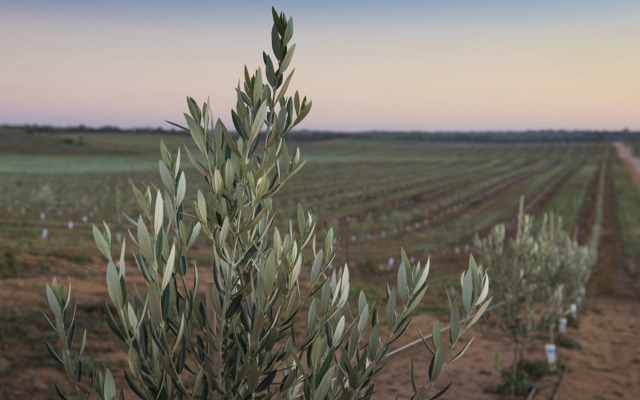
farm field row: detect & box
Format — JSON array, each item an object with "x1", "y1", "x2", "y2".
[
  {"x1": 282, "y1": 140, "x2": 604, "y2": 268},
  {"x1": 0, "y1": 132, "x2": 607, "y2": 279},
  {"x1": 612, "y1": 146, "x2": 640, "y2": 273}
]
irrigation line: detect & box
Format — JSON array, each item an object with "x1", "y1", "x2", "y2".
[
  {"x1": 551, "y1": 361, "x2": 571, "y2": 400},
  {"x1": 386, "y1": 301, "x2": 505, "y2": 358},
  {"x1": 526, "y1": 384, "x2": 538, "y2": 400},
  {"x1": 549, "y1": 303, "x2": 584, "y2": 400}
]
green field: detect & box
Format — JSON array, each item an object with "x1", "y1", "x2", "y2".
[
  {"x1": 0, "y1": 127, "x2": 625, "y2": 277},
  {"x1": 612, "y1": 155, "x2": 640, "y2": 272}
]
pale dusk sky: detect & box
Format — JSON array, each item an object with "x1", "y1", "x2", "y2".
[{"x1": 1, "y1": 1, "x2": 639, "y2": 131}]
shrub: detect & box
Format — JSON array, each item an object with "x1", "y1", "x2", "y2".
[
  {"x1": 534, "y1": 212, "x2": 592, "y2": 342},
  {"x1": 43, "y1": 8, "x2": 491, "y2": 400},
  {"x1": 475, "y1": 199, "x2": 595, "y2": 395},
  {"x1": 474, "y1": 213, "x2": 538, "y2": 391},
  {"x1": 0, "y1": 245, "x2": 19, "y2": 278}
]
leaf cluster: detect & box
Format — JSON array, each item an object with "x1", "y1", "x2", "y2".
[
  {"x1": 43, "y1": 8, "x2": 491, "y2": 400},
  {"x1": 474, "y1": 207, "x2": 596, "y2": 349}
]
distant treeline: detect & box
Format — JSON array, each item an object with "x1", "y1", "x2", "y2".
[
  {"x1": 2, "y1": 124, "x2": 181, "y2": 135},
  {"x1": 340, "y1": 130, "x2": 640, "y2": 143},
  {"x1": 280, "y1": 130, "x2": 640, "y2": 144},
  {"x1": 2, "y1": 124, "x2": 638, "y2": 144}
]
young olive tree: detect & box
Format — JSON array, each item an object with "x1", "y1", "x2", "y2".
[
  {"x1": 474, "y1": 215, "x2": 539, "y2": 391},
  {"x1": 534, "y1": 212, "x2": 592, "y2": 342},
  {"x1": 43, "y1": 8, "x2": 491, "y2": 400},
  {"x1": 475, "y1": 202, "x2": 597, "y2": 394}
]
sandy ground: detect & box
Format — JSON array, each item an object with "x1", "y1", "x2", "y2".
[{"x1": 559, "y1": 297, "x2": 640, "y2": 399}]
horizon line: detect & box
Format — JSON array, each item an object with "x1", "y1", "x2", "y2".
[{"x1": 2, "y1": 123, "x2": 639, "y2": 135}]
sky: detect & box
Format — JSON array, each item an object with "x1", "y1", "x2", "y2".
[{"x1": 1, "y1": 1, "x2": 639, "y2": 131}]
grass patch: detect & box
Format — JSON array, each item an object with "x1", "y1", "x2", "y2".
[
  {"x1": 46, "y1": 247, "x2": 93, "y2": 265},
  {"x1": 487, "y1": 359, "x2": 558, "y2": 396},
  {"x1": 0, "y1": 155, "x2": 159, "y2": 174},
  {"x1": 0, "y1": 247, "x2": 20, "y2": 278},
  {"x1": 568, "y1": 316, "x2": 580, "y2": 329},
  {"x1": 555, "y1": 334, "x2": 582, "y2": 349},
  {"x1": 612, "y1": 156, "x2": 640, "y2": 272}
]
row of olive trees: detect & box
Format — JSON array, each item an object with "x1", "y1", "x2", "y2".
[
  {"x1": 43, "y1": 8, "x2": 492, "y2": 400},
  {"x1": 474, "y1": 197, "x2": 598, "y2": 394},
  {"x1": 533, "y1": 212, "x2": 593, "y2": 341}
]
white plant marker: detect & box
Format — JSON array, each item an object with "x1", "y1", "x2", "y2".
[
  {"x1": 350, "y1": 235, "x2": 356, "y2": 242},
  {"x1": 40, "y1": 212, "x2": 46, "y2": 221},
  {"x1": 545, "y1": 344, "x2": 557, "y2": 370},
  {"x1": 388, "y1": 257, "x2": 395, "y2": 268},
  {"x1": 115, "y1": 232, "x2": 122, "y2": 242},
  {"x1": 82, "y1": 215, "x2": 88, "y2": 223},
  {"x1": 558, "y1": 317, "x2": 568, "y2": 335},
  {"x1": 576, "y1": 296, "x2": 583, "y2": 306},
  {"x1": 67, "y1": 221, "x2": 74, "y2": 230},
  {"x1": 578, "y1": 287, "x2": 586, "y2": 305},
  {"x1": 41, "y1": 228, "x2": 48, "y2": 240},
  {"x1": 570, "y1": 303, "x2": 578, "y2": 318}
]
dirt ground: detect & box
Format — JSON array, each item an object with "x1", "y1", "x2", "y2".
[
  {"x1": 555, "y1": 143, "x2": 640, "y2": 399},
  {"x1": 373, "y1": 143, "x2": 640, "y2": 399},
  {"x1": 1, "y1": 143, "x2": 639, "y2": 399}
]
